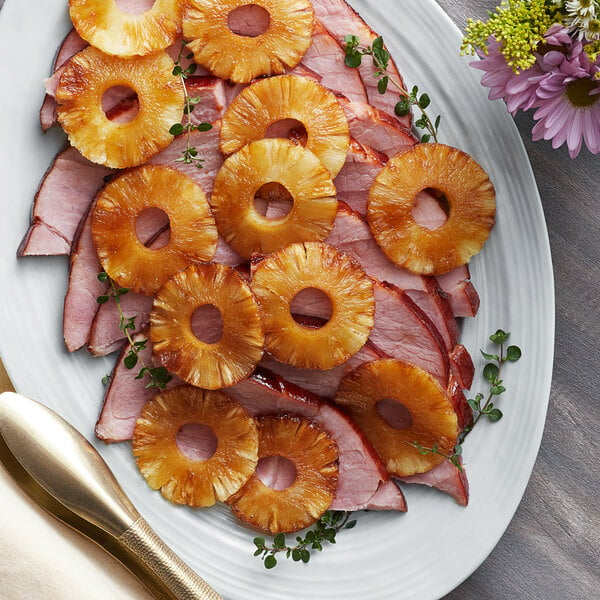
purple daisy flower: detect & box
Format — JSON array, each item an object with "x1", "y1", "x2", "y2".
[
  {"x1": 471, "y1": 37, "x2": 542, "y2": 115},
  {"x1": 531, "y1": 34, "x2": 600, "y2": 158}
]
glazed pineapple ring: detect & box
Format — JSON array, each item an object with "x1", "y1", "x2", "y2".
[
  {"x1": 334, "y1": 359, "x2": 459, "y2": 477},
  {"x1": 56, "y1": 46, "x2": 185, "y2": 168},
  {"x1": 251, "y1": 242, "x2": 375, "y2": 370},
  {"x1": 220, "y1": 75, "x2": 350, "y2": 177},
  {"x1": 367, "y1": 143, "x2": 496, "y2": 275},
  {"x1": 69, "y1": 0, "x2": 183, "y2": 57},
  {"x1": 227, "y1": 416, "x2": 339, "y2": 534},
  {"x1": 91, "y1": 165, "x2": 218, "y2": 295},
  {"x1": 150, "y1": 263, "x2": 265, "y2": 390},
  {"x1": 183, "y1": 0, "x2": 314, "y2": 83},
  {"x1": 133, "y1": 386, "x2": 259, "y2": 507},
  {"x1": 211, "y1": 138, "x2": 338, "y2": 259}
]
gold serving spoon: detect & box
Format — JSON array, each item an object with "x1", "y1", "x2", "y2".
[{"x1": 0, "y1": 390, "x2": 223, "y2": 600}]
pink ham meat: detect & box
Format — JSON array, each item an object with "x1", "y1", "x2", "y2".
[
  {"x1": 18, "y1": 146, "x2": 115, "y2": 256},
  {"x1": 340, "y1": 99, "x2": 416, "y2": 160},
  {"x1": 227, "y1": 368, "x2": 406, "y2": 512},
  {"x1": 449, "y1": 343, "x2": 475, "y2": 390},
  {"x1": 258, "y1": 340, "x2": 383, "y2": 400},
  {"x1": 369, "y1": 281, "x2": 450, "y2": 386},
  {"x1": 95, "y1": 332, "x2": 182, "y2": 442},
  {"x1": 300, "y1": 21, "x2": 366, "y2": 103},
  {"x1": 40, "y1": 29, "x2": 87, "y2": 131},
  {"x1": 398, "y1": 457, "x2": 469, "y2": 506},
  {"x1": 436, "y1": 266, "x2": 480, "y2": 318},
  {"x1": 311, "y1": 0, "x2": 411, "y2": 129}
]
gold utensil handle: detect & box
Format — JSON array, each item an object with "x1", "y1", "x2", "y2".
[{"x1": 117, "y1": 517, "x2": 223, "y2": 600}]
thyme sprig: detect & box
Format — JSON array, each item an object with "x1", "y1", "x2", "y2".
[
  {"x1": 407, "y1": 441, "x2": 464, "y2": 470},
  {"x1": 169, "y1": 42, "x2": 213, "y2": 168},
  {"x1": 96, "y1": 272, "x2": 172, "y2": 390},
  {"x1": 343, "y1": 35, "x2": 441, "y2": 142},
  {"x1": 408, "y1": 329, "x2": 522, "y2": 468},
  {"x1": 253, "y1": 511, "x2": 356, "y2": 569},
  {"x1": 460, "y1": 329, "x2": 522, "y2": 443}
]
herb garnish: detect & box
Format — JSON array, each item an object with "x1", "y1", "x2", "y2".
[
  {"x1": 253, "y1": 511, "x2": 356, "y2": 569},
  {"x1": 343, "y1": 35, "x2": 441, "y2": 143},
  {"x1": 408, "y1": 329, "x2": 522, "y2": 468},
  {"x1": 169, "y1": 42, "x2": 213, "y2": 169},
  {"x1": 96, "y1": 272, "x2": 172, "y2": 390}
]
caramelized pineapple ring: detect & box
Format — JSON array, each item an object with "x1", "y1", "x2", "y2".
[
  {"x1": 251, "y1": 242, "x2": 375, "y2": 370},
  {"x1": 133, "y1": 386, "x2": 259, "y2": 507},
  {"x1": 367, "y1": 143, "x2": 496, "y2": 275},
  {"x1": 183, "y1": 0, "x2": 314, "y2": 83},
  {"x1": 227, "y1": 416, "x2": 339, "y2": 534},
  {"x1": 334, "y1": 359, "x2": 459, "y2": 477},
  {"x1": 69, "y1": 0, "x2": 183, "y2": 57},
  {"x1": 211, "y1": 138, "x2": 337, "y2": 259},
  {"x1": 220, "y1": 75, "x2": 350, "y2": 177},
  {"x1": 56, "y1": 47, "x2": 184, "y2": 168},
  {"x1": 151, "y1": 263, "x2": 264, "y2": 389},
  {"x1": 91, "y1": 165, "x2": 217, "y2": 295}
]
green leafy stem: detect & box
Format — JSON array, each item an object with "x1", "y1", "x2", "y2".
[
  {"x1": 96, "y1": 272, "x2": 172, "y2": 390},
  {"x1": 343, "y1": 35, "x2": 441, "y2": 142},
  {"x1": 253, "y1": 511, "x2": 356, "y2": 569},
  {"x1": 169, "y1": 42, "x2": 213, "y2": 169},
  {"x1": 410, "y1": 329, "x2": 522, "y2": 469}
]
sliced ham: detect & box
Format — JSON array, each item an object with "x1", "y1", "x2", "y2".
[
  {"x1": 40, "y1": 29, "x2": 87, "y2": 131},
  {"x1": 18, "y1": 146, "x2": 115, "y2": 256},
  {"x1": 95, "y1": 332, "x2": 182, "y2": 442},
  {"x1": 300, "y1": 21, "x2": 367, "y2": 103},
  {"x1": 63, "y1": 210, "x2": 108, "y2": 352},
  {"x1": 311, "y1": 0, "x2": 411, "y2": 129},
  {"x1": 369, "y1": 280, "x2": 450, "y2": 386},
  {"x1": 397, "y1": 457, "x2": 469, "y2": 506},
  {"x1": 227, "y1": 368, "x2": 406, "y2": 512},
  {"x1": 258, "y1": 340, "x2": 383, "y2": 400},
  {"x1": 340, "y1": 98, "x2": 416, "y2": 160},
  {"x1": 435, "y1": 266, "x2": 480, "y2": 317},
  {"x1": 447, "y1": 375, "x2": 474, "y2": 431},
  {"x1": 326, "y1": 203, "x2": 428, "y2": 291},
  {"x1": 449, "y1": 343, "x2": 475, "y2": 391},
  {"x1": 405, "y1": 278, "x2": 460, "y2": 352}
]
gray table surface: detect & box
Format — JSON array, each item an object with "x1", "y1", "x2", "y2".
[{"x1": 1, "y1": 0, "x2": 598, "y2": 598}]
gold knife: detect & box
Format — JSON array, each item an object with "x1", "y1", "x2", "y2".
[{"x1": 0, "y1": 390, "x2": 223, "y2": 600}]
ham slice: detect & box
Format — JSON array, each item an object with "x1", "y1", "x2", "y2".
[
  {"x1": 340, "y1": 98, "x2": 416, "y2": 160},
  {"x1": 311, "y1": 0, "x2": 411, "y2": 129},
  {"x1": 301, "y1": 21, "x2": 367, "y2": 103},
  {"x1": 398, "y1": 457, "x2": 469, "y2": 506},
  {"x1": 227, "y1": 368, "x2": 406, "y2": 512},
  {"x1": 18, "y1": 146, "x2": 115, "y2": 256},
  {"x1": 369, "y1": 281, "x2": 450, "y2": 386}
]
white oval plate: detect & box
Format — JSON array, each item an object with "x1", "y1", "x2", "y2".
[{"x1": 0, "y1": 1, "x2": 554, "y2": 598}]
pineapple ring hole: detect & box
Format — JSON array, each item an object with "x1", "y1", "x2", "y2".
[
  {"x1": 191, "y1": 304, "x2": 224, "y2": 344},
  {"x1": 102, "y1": 85, "x2": 140, "y2": 123},
  {"x1": 376, "y1": 398, "x2": 414, "y2": 430},
  {"x1": 135, "y1": 207, "x2": 171, "y2": 248},
  {"x1": 265, "y1": 119, "x2": 308, "y2": 146},
  {"x1": 227, "y1": 4, "x2": 271, "y2": 37},
  {"x1": 256, "y1": 455, "x2": 297, "y2": 491},
  {"x1": 114, "y1": 0, "x2": 156, "y2": 15},
  {"x1": 253, "y1": 182, "x2": 293, "y2": 219},
  {"x1": 290, "y1": 288, "x2": 333, "y2": 326},
  {"x1": 175, "y1": 423, "x2": 218, "y2": 461},
  {"x1": 411, "y1": 188, "x2": 450, "y2": 231}
]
